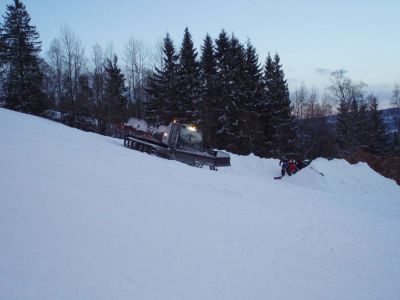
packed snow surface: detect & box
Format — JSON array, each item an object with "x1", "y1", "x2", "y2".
[{"x1": 0, "y1": 108, "x2": 399, "y2": 300}]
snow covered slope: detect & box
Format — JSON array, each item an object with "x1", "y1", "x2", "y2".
[{"x1": 0, "y1": 108, "x2": 399, "y2": 300}]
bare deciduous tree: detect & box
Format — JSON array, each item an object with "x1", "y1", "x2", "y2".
[
  {"x1": 46, "y1": 38, "x2": 64, "y2": 108},
  {"x1": 91, "y1": 43, "x2": 106, "y2": 132},
  {"x1": 293, "y1": 84, "x2": 335, "y2": 158},
  {"x1": 329, "y1": 70, "x2": 366, "y2": 107},
  {"x1": 60, "y1": 25, "x2": 85, "y2": 104},
  {"x1": 292, "y1": 83, "x2": 307, "y2": 119},
  {"x1": 59, "y1": 25, "x2": 87, "y2": 125},
  {"x1": 123, "y1": 36, "x2": 150, "y2": 118}
]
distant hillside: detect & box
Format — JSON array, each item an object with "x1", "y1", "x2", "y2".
[
  {"x1": 313, "y1": 108, "x2": 399, "y2": 132},
  {"x1": 382, "y1": 108, "x2": 400, "y2": 132}
]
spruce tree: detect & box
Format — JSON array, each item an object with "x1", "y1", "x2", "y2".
[
  {"x1": 330, "y1": 72, "x2": 367, "y2": 154},
  {"x1": 263, "y1": 53, "x2": 296, "y2": 157},
  {"x1": 336, "y1": 98, "x2": 351, "y2": 152},
  {"x1": 199, "y1": 34, "x2": 217, "y2": 148},
  {"x1": 242, "y1": 40, "x2": 263, "y2": 154},
  {"x1": 214, "y1": 30, "x2": 231, "y2": 148},
  {"x1": 146, "y1": 33, "x2": 179, "y2": 124},
  {"x1": 224, "y1": 34, "x2": 246, "y2": 153},
  {"x1": 102, "y1": 56, "x2": 127, "y2": 128},
  {"x1": 256, "y1": 54, "x2": 274, "y2": 156},
  {"x1": 368, "y1": 96, "x2": 387, "y2": 154},
  {"x1": 76, "y1": 74, "x2": 92, "y2": 123},
  {"x1": 0, "y1": 0, "x2": 45, "y2": 114},
  {"x1": 177, "y1": 27, "x2": 200, "y2": 124},
  {"x1": 349, "y1": 96, "x2": 360, "y2": 150},
  {"x1": 214, "y1": 31, "x2": 250, "y2": 153},
  {"x1": 356, "y1": 100, "x2": 370, "y2": 149}
]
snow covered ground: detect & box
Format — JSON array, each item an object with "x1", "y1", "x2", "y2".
[{"x1": 0, "y1": 108, "x2": 399, "y2": 300}]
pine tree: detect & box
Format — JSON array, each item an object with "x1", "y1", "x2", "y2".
[
  {"x1": 349, "y1": 95, "x2": 360, "y2": 150},
  {"x1": 224, "y1": 34, "x2": 246, "y2": 153},
  {"x1": 356, "y1": 100, "x2": 370, "y2": 149},
  {"x1": 368, "y1": 96, "x2": 387, "y2": 154},
  {"x1": 146, "y1": 33, "x2": 179, "y2": 124},
  {"x1": 263, "y1": 53, "x2": 296, "y2": 157},
  {"x1": 214, "y1": 31, "x2": 250, "y2": 153},
  {"x1": 241, "y1": 40, "x2": 263, "y2": 154},
  {"x1": 76, "y1": 74, "x2": 92, "y2": 122},
  {"x1": 336, "y1": 97, "x2": 351, "y2": 151},
  {"x1": 345, "y1": 96, "x2": 370, "y2": 151},
  {"x1": 256, "y1": 54, "x2": 274, "y2": 156},
  {"x1": 177, "y1": 27, "x2": 200, "y2": 124},
  {"x1": 330, "y1": 72, "x2": 367, "y2": 154},
  {"x1": 0, "y1": 0, "x2": 45, "y2": 114},
  {"x1": 214, "y1": 30, "x2": 231, "y2": 148},
  {"x1": 99, "y1": 56, "x2": 127, "y2": 132},
  {"x1": 199, "y1": 34, "x2": 217, "y2": 148}
]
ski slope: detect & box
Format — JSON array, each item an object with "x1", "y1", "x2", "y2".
[{"x1": 0, "y1": 108, "x2": 399, "y2": 300}]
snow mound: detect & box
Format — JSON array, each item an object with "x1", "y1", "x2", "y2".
[
  {"x1": 0, "y1": 108, "x2": 399, "y2": 300},
  {"x1": 126, "y1": 117, "x2": 149, "y2": 132}
]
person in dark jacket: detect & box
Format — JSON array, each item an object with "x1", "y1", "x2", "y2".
[
  {"x1": 296, "y1": 159, "x2": 304, "y2": 172},
  {"x1": 279, "y1": 158, "x2": 289, "y2": 177}
]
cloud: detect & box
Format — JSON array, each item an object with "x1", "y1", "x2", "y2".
[
  {"x1": 315, "y1": 68, "x2": 348, "y2": 76},
  {"x1": 315, "y1": 68, "x2": 331, "y2": 76},
  {"x1": 330, "y1": 69, "x2": 348, "y2": 76}
]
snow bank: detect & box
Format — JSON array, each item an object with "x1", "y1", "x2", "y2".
[
  {"x1": 0, "y1": 108, "x2": 399, "y2": 300},
  {"x1": 125, "y1": 117, "x2": 149, "y2": 132}
]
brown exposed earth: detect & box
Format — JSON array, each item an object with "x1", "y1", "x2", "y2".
[{"x1": 343, "y1": 150, "x2": 400, "y2": 185}]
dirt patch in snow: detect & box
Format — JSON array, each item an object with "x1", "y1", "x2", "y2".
[{"x1": 344, "y1": 150, "x2": 400, "y2": 185}]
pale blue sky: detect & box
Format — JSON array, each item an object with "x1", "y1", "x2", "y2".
[{"x1": 2, "y1": 0, "x2": 400, "y2": 105}]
